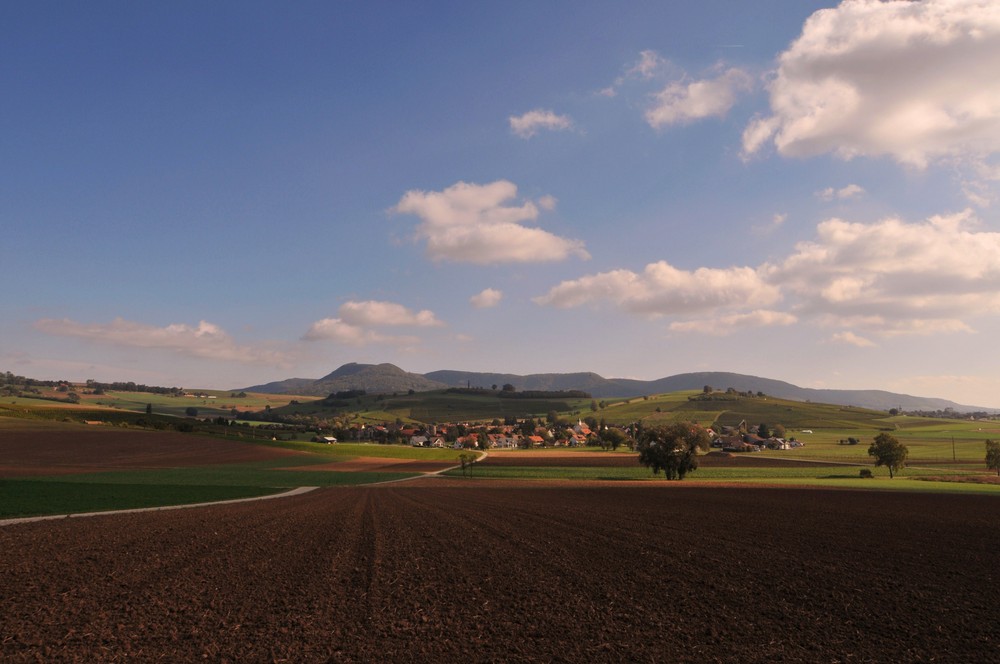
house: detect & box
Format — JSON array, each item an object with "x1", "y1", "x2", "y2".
[
  {"x1": 313, "y1": 435, "x2": 337, "y2": 444},
  {"x1": 409, "y1": 435, "x2": 429, "y2": 447}
]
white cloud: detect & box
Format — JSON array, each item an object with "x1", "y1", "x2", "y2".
[
  {"x1": 535, "y1": 208, "x2": 1000, "y2": 342},
  {"x1": 303, "y1": 299, "x2": 442, "y2": 346},
  {"x1": 830, "y1": 331, "x2": 876, "y2": 347},
  {"x1": 338, "y1": 300, "x2": 443, "y2": 327},
  {"x1": 765, "y1": 209, "x2": 1000, "y2": 331},
  {"x1": 669, "y1": 310, "x2": 797, "y2": 336},
  {"x1": 392, "y1": 180, "x2": 590, "y2": 264},
  {"x1": 743, "y1": 0, "x2": 1000, "y2": 167},
  {"x1": 817, "y1": 184, "x2": 865, "y2": 201},
  {"x1": 470, "y1": 288, "x2": 503, "y2": 309},
  {"x1": 600, "y1": 49, "x2": 667, "y2": 97},
  {"x1": 509, "y1": 109, "x2": 574, "y2": 138},
  {"x1": 34, "y1": 318, "x2": 291, "y2": 366},
  {"x1": 534, "y1": 260, "x2": 780, "y2": 316},
  {"x1": 646, "y1": 67, "x2": 753, "y2": 128},
  {"x1": 301, "y1": 318, "x2": 418, "y2": 347}
]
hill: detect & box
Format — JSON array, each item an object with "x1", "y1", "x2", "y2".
[
  {"x1": 243, "y1": 363, "x2": 447, "y2": 397},
  {"x1": 241, "y1": 365, "x2": 996, "y2": 413}
]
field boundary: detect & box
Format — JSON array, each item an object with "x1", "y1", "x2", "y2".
[{"x1": 0, "y1": 485, "x2": 319, "y2": 528}]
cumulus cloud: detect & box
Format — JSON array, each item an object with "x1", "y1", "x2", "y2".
[
  {"x1": 301, "y1": 318, "x2": 418, "y2": 346},
  {"x1": 669, "y1": 310, "x2": 797, "y2": 336},
  {"x1": 765, "y1": 209, "x2": 1000, "y2": 331},
  {"x1": 509, "y1": 109, "x2": 574, "y2": 138},
  {"x1": 470, "y1": 288, "x2": 503, "y2": 309},
  {"x1": 817, "y1": 184, "x2": 865, "y2": 201},
  {"x1": 535, "y1": 208, "x2": 1000, "y2": 340},
  {"x1": 338, "y1": 300, "x2": 443, "y2": 327},
  {"x1": 303, "y1": 300, "x2": 442, "y2": 346},
  {"x1": 743, "y1": 0, "x2": 1000, "y2": 167},
  {"x1": 646, "y1": 67, "x2": 753, "y2": 128},
  {"x1": 533, "y1": 260, "x2": 780, "y2": 316},
  {"x1": 392, "y1": 180, "x2": 590, "y2": 264},
  {"x1": 34, "y1": 318, "x2": 290, "y2": 366}
]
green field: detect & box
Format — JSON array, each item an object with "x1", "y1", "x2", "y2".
[
  {"x1": 0, "y1": 481, "x2": 284, "y2": 518},
  {"x1": 3, "y1": 385, "x2": 1000, "y2": 518},
  {"x1": 449, "y1": 460, "x2": 1000, "y2": 494}
]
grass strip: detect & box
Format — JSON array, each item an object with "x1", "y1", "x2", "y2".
[{"x1": 0, "y1": 480, "x2": 282, "y2": 519}]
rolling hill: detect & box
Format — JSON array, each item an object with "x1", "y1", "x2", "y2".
[{"x1": 241, "y1": 364, "x2": 996, "y2": 413}]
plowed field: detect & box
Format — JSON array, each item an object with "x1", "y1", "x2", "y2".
[
  {"x1": 2, "y1": 483, "x2": 997, "y2": 662},
  {"x1": 0, "y1": 426, "x2": 302, "y2": 476}
]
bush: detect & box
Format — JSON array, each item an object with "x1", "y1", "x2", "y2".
[{"x1": 859, "y1": 468, "x2": 873, "y2": 478}]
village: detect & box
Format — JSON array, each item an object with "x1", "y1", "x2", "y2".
[{"x1": 312, "y1": 418, "x2": 804, "y2": 454}]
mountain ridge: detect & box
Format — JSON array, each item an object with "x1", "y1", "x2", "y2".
[{"x1": 239, "y1": 364, "x2": 997, "y2": 413}]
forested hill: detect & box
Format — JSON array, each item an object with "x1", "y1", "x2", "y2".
[{"x1": 240, "y1": 365, "x2": 995, "y2": 413}]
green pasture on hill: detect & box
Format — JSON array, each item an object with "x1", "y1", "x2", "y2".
[{"x1": 280, "y1": 389, "x2": 596, "y2": 424}]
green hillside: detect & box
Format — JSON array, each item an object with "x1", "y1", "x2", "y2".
[{"x1": 279, "y1": 389, "x2": 596, "y2": 424}]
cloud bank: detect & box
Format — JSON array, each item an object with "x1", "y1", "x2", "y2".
[
  {"x1": 34, "y1": 318, "x2": 290, "y2": 366},
  {"x1": 534, "y1": 261, "x2": 780, "y2": 316},
  {"x1": 536, "y1": 209, "x2": 1000, "y2": 342}
]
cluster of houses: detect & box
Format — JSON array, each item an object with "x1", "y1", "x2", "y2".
[
  {"x1": 313, "y1": 420, "x2": 603, "y2": 449},
  {"x1": 312, "y1": 419, "x2": 804, "y2": 453},
  {"x1": 711, "y1": 422, "x2": 806, "y2": 453}
]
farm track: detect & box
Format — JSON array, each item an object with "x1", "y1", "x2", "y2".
[{"x1": 2, "y1": 484, "x2": 999, "y2": 662}]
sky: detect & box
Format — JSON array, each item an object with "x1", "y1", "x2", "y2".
[{"x1": 4, "y1": 0, "x2": 1000, "y2": 407}]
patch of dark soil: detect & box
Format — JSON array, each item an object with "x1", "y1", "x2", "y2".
[{"x1": 2, "y1": 486, "x2": 997, "y2": 662}]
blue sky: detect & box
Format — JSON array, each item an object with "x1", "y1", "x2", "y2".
[{"x1": 4, "y1": 1, "x2": 1000, "y2": 406}]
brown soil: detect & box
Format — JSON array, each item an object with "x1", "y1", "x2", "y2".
[
  {"x1": 0, "y1": 426, "x2": 302, "y2": 476},
  {"x1": 2, "y1": 484, "x2": 998, "y2": 662}
]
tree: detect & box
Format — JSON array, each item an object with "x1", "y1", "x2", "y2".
[
  {"x1": 146, "y1": 403, "x2": 153, "y2": 415},
  {"x1": 771, "y1": 423, "x2": 786, "y2": 439},
  {"x1": 600, "y1": 427, "x2": 628, "y2": 452},
  {"x1": 501, "y1": 383, "x2": 515, "y2": 392},
  {"x1": 986, "y1": 440, "x2": 1000, "y2": 477},
  {"x1": 868, "y1": 433, "x2": 908, "y2": 478},
  {"x1": 185, "y1": 406, "x2": 199, "y2": 417},
  {"x1": 757, "y1": 422, "x2": 770, "y2": 439},
  {"x1": 637, "y1": 423, "x2": 710, "y2": 480}
]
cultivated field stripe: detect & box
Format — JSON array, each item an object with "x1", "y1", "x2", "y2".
[{"x1": 0, "y1": 485, "x2": 318, "y2": 527}]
